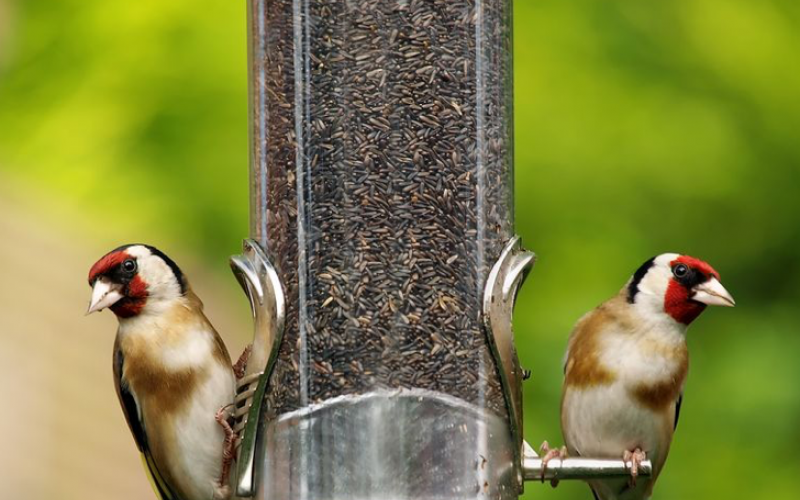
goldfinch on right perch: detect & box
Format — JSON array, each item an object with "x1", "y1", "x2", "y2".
[{"x1": 559, "y1": 253, "x2": 734, "y2": 499}]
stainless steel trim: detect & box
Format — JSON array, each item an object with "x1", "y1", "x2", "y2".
[
  {"x1": 230, "y1": 239, "x2": 286, "y2": 497},
  {"x1": 482, "y1": 236, "x2": 535, "y2": 487},
  {"x1": 256, "y1": 390, "x2": 518, "y2": 500}
]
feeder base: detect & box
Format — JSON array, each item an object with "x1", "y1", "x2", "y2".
[{"x1": 255, "y1": 389, "x2": 517, "y2": 500}]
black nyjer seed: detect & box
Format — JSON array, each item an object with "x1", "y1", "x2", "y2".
[{"x1": 249, "y1": 0, "x2": 514, "y2": 419}]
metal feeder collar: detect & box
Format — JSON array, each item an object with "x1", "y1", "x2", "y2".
[
  {"x1": 230, "y1": 240, "x2": 652, "y2": 498},
  {"x1": 228, "y1": 0, "x2": 652, "y2": 498}
]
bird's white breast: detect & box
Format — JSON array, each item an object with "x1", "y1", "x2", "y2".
[
  {"x1": 598, "y1": 324, "x2": 685, "y2": 389},
  {"x1": 563, "y1": 383, "x2": 671, "y2": 459},
  {"x1": 119, "y1": 315, "x2": 236, "y2": 500},
  {"x1": 562, "y1": 316, "x2": 685, "y2": 479},
  {"x1": 172, "y1": 360, "x2": 235, "y2": 500},
  {"x1": 160, "y1": 329, "x2": 215, "y2": 371}
]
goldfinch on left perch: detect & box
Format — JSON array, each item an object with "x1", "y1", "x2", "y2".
[{"x1": 87, "y1": 244, "x2": 242, "y2": 500}]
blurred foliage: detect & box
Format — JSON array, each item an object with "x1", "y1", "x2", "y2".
[
  {"x1": 0, "y1": 0, "x2": 249, "y2": 258},
  {"x1": 0, "y1": 0, "x2": 798, "y2": 499}
]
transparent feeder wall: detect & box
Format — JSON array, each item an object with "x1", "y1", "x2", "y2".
[{"x1": 248, "y1": 0, "x2": 515, "y2": 498}]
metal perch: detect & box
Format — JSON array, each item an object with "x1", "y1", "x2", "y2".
[{"x1": 522, "y1": 449, "x2": 653, "y2": 482}]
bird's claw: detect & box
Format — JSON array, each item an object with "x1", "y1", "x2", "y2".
[
  {"x1": 538, "y1": 440, "x2": 568, "y2": 488},
  {"x1": 233, "y1": 344, "x2": 253, "y2": 379},
  {"x1": 623, "y1": 448, "x2": 646, "y2": 486},
  {"x1": 215, "y1": 405, "x2": 239, "y2": 492}
]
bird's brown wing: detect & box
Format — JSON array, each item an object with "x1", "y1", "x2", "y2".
[
  {"x1": 209, "y1": 323, "x2": 233, "y2": 368},
  {"x1": 188, "y1": 289, "x2": 233, "y2": 368},
  {"x1": 113, "y1": 338, "x2": 179, "y2": 500}
]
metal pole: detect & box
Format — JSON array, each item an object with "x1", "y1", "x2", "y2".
[
  {"x1": 521, "y1": 443, "x2": 652, "y2": 482},
  {"x1": 523, "y1": 456, "x2": 653, "y2": 482}
]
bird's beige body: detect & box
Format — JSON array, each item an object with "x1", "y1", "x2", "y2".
[
  {"x1": 89, "y1": 244, "x2": 244, "y2": 500},
  {"x1": 115, "y1": 290, "x2": 235, "y2": 500},
  {"x1": 562, "y1": 290, "x2": 689, "y2": 500}
]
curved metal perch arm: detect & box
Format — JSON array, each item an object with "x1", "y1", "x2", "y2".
[{"x1": 230, "y1": 239, "x2": 286, "y2": 497}]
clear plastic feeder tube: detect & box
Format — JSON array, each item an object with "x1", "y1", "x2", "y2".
[{"x1": 247, "y1": 0, "x2": 515, "y2": 498}]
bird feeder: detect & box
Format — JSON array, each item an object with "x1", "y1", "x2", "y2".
[{"x1": 230, "y1": 1, "x2": 650, "y2": 498}]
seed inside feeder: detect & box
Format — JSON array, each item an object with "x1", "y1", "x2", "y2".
[{"x1": 250, "y1": 0, "x2": 514, "y2": 419}]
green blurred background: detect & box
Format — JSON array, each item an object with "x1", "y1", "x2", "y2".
[{"x1": 0, "y1": 0, "x2": 797, "y2": 499}]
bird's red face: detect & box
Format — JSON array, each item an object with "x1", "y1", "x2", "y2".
[
  {"x1": 87, "y1": 244, "x2": 186, "y2": 319},
  {"x1": 664, "y1": 255, "x2": 731, "y2": 324},
  {"x1": 87, "y1": 247, "x2": 148, "y2": 318},
  {"x1": 628, "y1": 253, "x2": 735, "y2": 325}
]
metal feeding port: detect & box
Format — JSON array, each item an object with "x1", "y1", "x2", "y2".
[
  {"x1": 229, "y1": 240, "x2": 285, "y2": 495},
  {"x1": 227, "y1": 0, "x2": 652, "y2": 498}
]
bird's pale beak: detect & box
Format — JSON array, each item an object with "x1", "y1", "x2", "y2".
[
  {"x1": 87, "y1": 277, "x2": 124, "y2": 315},
  {"x1": 692, "y1": 277, "x2": 735, "y2": 307}
]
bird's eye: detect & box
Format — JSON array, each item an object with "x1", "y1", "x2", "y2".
[
  {"x1": 673, "y1": 264, "x2": 689, "y2": 278},
  {"x1": 122, "y1": 259, "x2": 137, "y2": 273}
]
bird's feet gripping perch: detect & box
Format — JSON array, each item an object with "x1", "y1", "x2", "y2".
[
  {"x1": 232, "y1": 344, "x2": 252, "y2": 380},
  {"x1": 623, "y1": 448, "x2": 647, "y2": 486},
  {"x1": 213, "y1": 405, "x2": 237, "y2": 499},
  {"x1": 539, "y1": 440, "x2": 568, "y2": 488},
  {"x1": 213, "y1": 345, "x2": 253, "y2": 499}
]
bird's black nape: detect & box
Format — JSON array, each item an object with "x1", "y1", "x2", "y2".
[
  {"x1": 108, "y1": 243, "x2": 188, "y2": 295},
  {"x1": 143, "y1": 245, "x2": 187, "y2": 295},
  {"x1": 627, "y1": 256, "x2": 657, "y2": 304}
]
